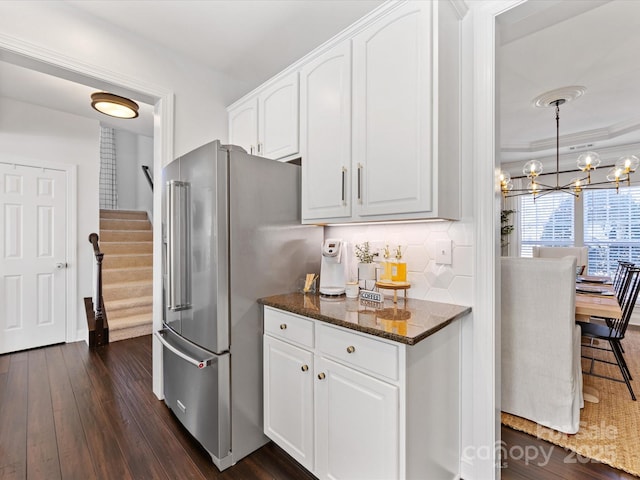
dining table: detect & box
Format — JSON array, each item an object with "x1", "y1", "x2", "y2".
[
  {"x1": 574, "y1": 275, "x2": 622, "y2": 404},
  {"x1": 575, "y1": 275, "x2": 622, "y2": 320}
]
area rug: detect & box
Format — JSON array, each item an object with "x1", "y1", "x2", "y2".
[{"x1": 502, "y1": 326, "x2": 640, "y2": 477}]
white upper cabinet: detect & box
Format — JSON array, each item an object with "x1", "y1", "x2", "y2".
[
  {"x1": 228, "y1": 1, "x2": 463, "y2": 219},
  {"x1": 259, "y1": 72, "x2": 300, "y2": 160},
  {"x1": 302, "y1": 1, "x2": 462, "y2": 223},
  {"x1": 352, "y1": 2, "x2": 433, "y2": 219},
  {"x1": 228, "y1": 72, "x2": 299, "y2": 161},
  {"x1": 228, "y1": 98, "x2": 258, "y2": 155},
  {"x1": 300, "y1": 41, "x2": 352, "y2": 221}
]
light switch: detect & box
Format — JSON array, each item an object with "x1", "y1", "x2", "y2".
[{"x1": 436, "y1": 240, "x2": 452, "y2": 265}]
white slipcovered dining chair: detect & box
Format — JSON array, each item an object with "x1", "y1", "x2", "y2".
[
  {"x1": 532, "y1": 246, "x2": 588, "y2": 275},
  {"x1": 501, "y1": 256, "x2": 583, "y2": 434}
]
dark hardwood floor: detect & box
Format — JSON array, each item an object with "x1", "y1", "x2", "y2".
[
  {"x1": 500, "y1": 427, "x2": 635, "y2": 480},
  {"x1": 0, "y1": 336, "x2": 315, "y2": 480},
  {"x1": 0, "y1": 335, "x2": 634, "y2": 479}
]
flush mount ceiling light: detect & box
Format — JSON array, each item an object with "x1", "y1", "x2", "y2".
[
  {"x1": 499, "y1": 86, "x2": 639, "y2": 199},
  {"x1": 90, "y1": 92, "x2": 139, "y2": 119}
]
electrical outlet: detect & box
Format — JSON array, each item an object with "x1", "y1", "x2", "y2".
[{"x1": 435, "y1": 240, "x2": 452, "y2": 265}]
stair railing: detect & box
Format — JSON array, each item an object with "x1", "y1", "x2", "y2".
[
  {"x1": 141, "y1": 165, "x2": 154, "y2": 192},
  {"x1": 88, "y1": 233, "x2": 107, "y2": 346}
]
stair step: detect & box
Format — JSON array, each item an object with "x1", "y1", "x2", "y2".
[
  {"x1": 108, "y1": 313, "x2": 153, "y2": 342},
  {"x1": 105, "y1": 303, "x2": 152, "y2": 320},
  {"x1": 103, "y1": 280, "x2": 152, "y2": 301},
  {"x1": 104, "y1": 295, "x2": 153, "y2": 311},
  {"x1": 100, "y1": 209, "x2": 149, "y2": 221},
  {"x1": 102, "y1": 266, "x2": 152, "y2": 284},
  {"x1": 101, "y1": 219, "x2": 152, "y2": 231},
  {"x1": 103, "y1": 253, "x2": 153, "y2": 269},
  {"x1": 100, "y1": 241, "x2": 153, "y2": 255},
  {"x1": 100, "y1": 230, "x2": 153, "y2": 242}
]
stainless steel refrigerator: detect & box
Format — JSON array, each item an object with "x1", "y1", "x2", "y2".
[{"x1": 155, "y1": 140, "x2": 321, "y2": 471}]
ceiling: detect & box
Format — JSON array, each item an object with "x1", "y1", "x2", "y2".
[
  {"x1": 2, "y1": 0, "x2": 639, "y2": 162},
  {"x1": 0, "y1": 0, "x2": 384, "y2": 137},
  {"x1": 498, "y1": 0, "x2": 640, "y2": 166}
]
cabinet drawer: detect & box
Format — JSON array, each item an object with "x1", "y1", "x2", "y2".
[
  {"x1": 264, "y1": 308, "x2": 314, "y2": 348},
  {"x1": 316, "y1": 323, "x2": 399, "y2": 381}
]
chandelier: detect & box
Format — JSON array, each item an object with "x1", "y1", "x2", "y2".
[{"x1": 499, "y1": 89, "x2": 639, "y2": 199}]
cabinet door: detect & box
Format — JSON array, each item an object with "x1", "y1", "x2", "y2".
[
  {"x1": 228, "y1": 97, "x2": 258, "y2": 155},
  {"x1": 259, "y1": 72, "x2": 299, "y2": 160},
  {"x1": 352, "y1": 2, "x2": 433, "y2": 218},
  {"x1": 263, "y1": 335, "x2": 314, "y2": 470},
  {"x1": 300, "y1": 41, "x2": 352, "y2": 222},
  {"x1": 315, "y1": 357, "x2": 399, "y2": 480}
]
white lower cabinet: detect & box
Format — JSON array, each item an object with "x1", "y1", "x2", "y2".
[
  {"x1": 263, "y1": 335, "x2": 314, "y2": 470},
  {"x1": 263, "y1": 306, "x2": 461, "y2": 480},
  {"x1": 315, "y1": 356, "x2": 399, "y2": 480}
]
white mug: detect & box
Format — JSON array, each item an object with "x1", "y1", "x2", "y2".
[{"x1": 345, "y1": 282, "x2": 359, "y2": 298}]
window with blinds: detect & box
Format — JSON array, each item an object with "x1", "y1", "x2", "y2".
[
  {"x1": 520, "y1": 192, "x2": 575, "y2": 257},
  {"x1": 584, "y1": 187, "x2": 640, "y2": 275}
]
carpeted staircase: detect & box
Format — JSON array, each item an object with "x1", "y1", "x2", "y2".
[{"x1": 99, "y1": 209, "x2": 153, "y2": 342}]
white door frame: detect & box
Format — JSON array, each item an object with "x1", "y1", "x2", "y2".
[
  {"x1": 0, "y1": 156, "x2": 77, "y2": 346},
  {"x1": 469, "y1": 1, "x2": 525, "y2": 479},
  {"x1": 0, "y1": 33, "x2": 173, "y2": 398}
]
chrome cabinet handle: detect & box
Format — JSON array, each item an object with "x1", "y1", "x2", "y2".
[
  {"x1": 318, "y1": 372, "x2": 326, "y2": 380},
  {"x1": 280, "y1": 324, "x2": 287, "y2": 330},
  {"x1": 257, "y1": 142, "x2": 263, "y2": 154},
  {"x1": 346, "y1": 345, "x2": 355, "y2": 354},
  {"x1": 301, "y1": 365, "x2": 309, "y2": 372},
  {"x1": 357, "y1": 163, "x2": 363, "y2": 203},
  {"x1": 341, "y1": 167, "x2": 347, "y2": 205}
]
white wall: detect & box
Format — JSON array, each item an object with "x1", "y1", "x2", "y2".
[
  {"x1": 0, "y1": 96, "x2": 99, "y2": 341},
  {"x1": 0, "y1": 1, "x2": 250, "y2": 345},
  {"x1": 0, "y1": 1, "x2": 251, "y2": 159},
  {"x1": 115, "y1": 129, "x2": 153, "y2": 216}
]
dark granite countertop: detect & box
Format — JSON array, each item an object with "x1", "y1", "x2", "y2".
[{"x1": 259, "y1": 292, "x2": 471, "y2": 346}]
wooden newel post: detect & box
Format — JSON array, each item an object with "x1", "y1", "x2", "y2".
[
  {"x1": 95, "y1": 251, "x2": 105, "y2": 346},
  {"x1": 88, "y1": 232, "x2": 107, "y2": 347}
]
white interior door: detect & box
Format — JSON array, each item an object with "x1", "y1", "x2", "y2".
[{"x1": 0, "y1": 162, "x2": 67, "y2": 353}]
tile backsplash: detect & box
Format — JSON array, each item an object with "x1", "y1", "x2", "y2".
[{"x1": 325, "y1": 220, "x2": 473, "y2": 306}]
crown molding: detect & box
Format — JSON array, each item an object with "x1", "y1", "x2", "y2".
[{"x1": 501, "y1": 117, "x2": 640, "y2": 153}]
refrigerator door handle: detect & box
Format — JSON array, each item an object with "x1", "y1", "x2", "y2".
[
  {"x1": 155, "y1": 329, "x2": 215, "y2": 369},
  {"x1": 167, "y1": 180, "x2": 192, "y2": 311}
]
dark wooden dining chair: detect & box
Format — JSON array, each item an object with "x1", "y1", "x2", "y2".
[
  {"x1": 594, "y1": 260, "x2": 636, "y2": 354},
  {"x1": 578, "y1": 266, "x2": 640, "y2": 401},
  {"x1": 613, "y1": 261, "x2": 635, "y2": 298}
]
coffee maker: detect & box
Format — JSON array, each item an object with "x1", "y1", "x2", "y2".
[{"x1": 319, "y1": 239, "x2": 347, "y2": 296}]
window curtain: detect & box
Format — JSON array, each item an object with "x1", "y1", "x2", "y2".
[
  {"x1": 501, "y1": 177, "x2": 522, "y2": 256},
  {"x1": 99, "y1": 126, "x2": 117, "y2": 210}
]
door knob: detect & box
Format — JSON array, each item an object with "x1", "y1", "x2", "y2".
[{"x1": 55, "y1": 262, "x2": 67, "y2": 269}]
